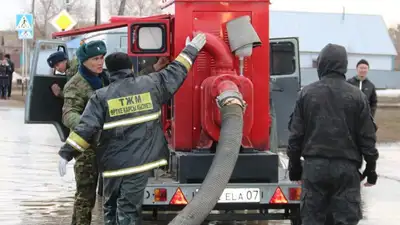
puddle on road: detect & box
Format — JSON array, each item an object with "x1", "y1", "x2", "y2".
[{"x1": 1, "y1": 108, "x2": 400, "y2": 225}]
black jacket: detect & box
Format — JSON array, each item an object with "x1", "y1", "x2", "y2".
[
  {"x1": 347, "y1": 76, "x2": 377, "y2": 117},
  {"x1": 286, "y1": 44, "x2": 379, "y2": 167},
  {"x1": 59, "y1": 45, "x2": 200, "y2": 178}
]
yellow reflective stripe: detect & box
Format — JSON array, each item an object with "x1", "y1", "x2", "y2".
[
  {"x1": 66, "y1": 131, "x2": 90, "y2": 152},
  {"x1": 103, "y1": 159, "x2": 168, "y2": 178},
  {"x1": 175, "y1": 53, "x2": 192, "y2": 71},
  {"x1": 103, "y1": 110, "x2": 161, "y2": 130}
]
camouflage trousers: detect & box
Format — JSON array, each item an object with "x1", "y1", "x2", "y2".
[
  {"x1": 71, "y1": 149, "x2": 99, "y2": 225},
  {"x1": 103, "y1": 172, "x2": 150, "y2": 225},
  {"x1": 301, "y1": 158, "x2": 362, "y2": 225}
]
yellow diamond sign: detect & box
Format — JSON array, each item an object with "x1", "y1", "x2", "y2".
[{"x1": 51, "y1": 9, "x2": 77, "y2": 32}]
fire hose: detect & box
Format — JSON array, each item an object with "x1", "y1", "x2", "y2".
[{"x1": 169, "y1": 96, "x2": 245, "y2": 225}]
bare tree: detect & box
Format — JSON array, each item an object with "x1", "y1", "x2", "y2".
[
  {"x1": 126, "y1": 0, "x2": 161, "y2": 16},
  {"x1": 389, "y1": 25, "x2": 400, "y2": 70},
  {"x1": 108, "y1": 0, "x2": 161, "y2": 17},
  {"x1": 33, "y1": 0, "x2": 92, "y2": 38}
]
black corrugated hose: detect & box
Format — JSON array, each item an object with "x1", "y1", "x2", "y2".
[{"x1": 168, "y1": 103, "x2": 244, "y2": 225}]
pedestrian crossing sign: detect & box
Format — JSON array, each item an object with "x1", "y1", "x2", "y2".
[
  {"x1": 18, "y1": 30, "x2": 34, "y2": 39},
  {"x1": 16, "y1": 14, "x2": 34, "y2": 31}
]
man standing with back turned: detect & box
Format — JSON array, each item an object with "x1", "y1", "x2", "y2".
[{"x1": 287, "y1": 43, "x2": 379, "y2": 225}]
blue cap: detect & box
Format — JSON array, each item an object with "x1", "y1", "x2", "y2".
[{"x1": 47, "y1": 51, "x2": 68, "y2": 68}]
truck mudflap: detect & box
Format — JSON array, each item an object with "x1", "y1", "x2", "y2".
[{"x1": 141, "y1": 179, "x2": 301, "y2": 222}]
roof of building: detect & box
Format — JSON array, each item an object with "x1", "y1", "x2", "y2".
[{"x1": 270, "y1": 10, "x2": 397, "y2": 56}]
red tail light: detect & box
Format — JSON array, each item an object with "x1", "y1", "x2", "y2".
[
  {"x1": 169, "y1": 188, "x2": 188, "y2": 205},
  {"x1": 154, "y1": 188, "x2": 167, "y2": 202},
  {"x1": 269, "y1": 187, "x2": 288, "y2": 204},
  {"x1": 289, "y1": 187, "x2": 302, "y2": 201}
]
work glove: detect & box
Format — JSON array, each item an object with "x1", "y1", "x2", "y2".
[
  {"x1": 57, "y1": 144, "x2": 77, "y2": 177},
  {"x1": 288, "y1": 159, "x2": 302, "y2": 181},
  {"x1": 361, "y1": 161, "x2": 378, "y2": 185},
  {"x1": 58, "y1": 157, "x2": 68, "y2": 177},
  {"x1": 185, "y1": 33, "x2": 207, "y2": 51}
]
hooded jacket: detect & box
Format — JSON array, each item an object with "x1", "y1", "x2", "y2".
[
  {"x1": 59, "y1": 45, "x2": 199, "y2": 178},
  {"x1": 286, "y1": 44, "x2": 379, "y2": 167},
  {"x1": 347, "y1": 76, "x2": 377, "y2": 117}
]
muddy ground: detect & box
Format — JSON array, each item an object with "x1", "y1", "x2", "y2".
[{"x1": 375, "y1": 96, "x2": 400, "y2": 142}]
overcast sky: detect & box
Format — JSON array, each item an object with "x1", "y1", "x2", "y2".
[{"x1": 1, "y1": 0, "x2": 400, "y2": 30}]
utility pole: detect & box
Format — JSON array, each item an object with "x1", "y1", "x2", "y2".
[
  {"x1": 95, "y1": 0, "x2": 101, "y2": 25},
  {"x1": 66, "y1": 0, "x2": 71, "y2": 12},
  {"x1": 118, "y1": 0, "x2": 127, "y2": 15}
]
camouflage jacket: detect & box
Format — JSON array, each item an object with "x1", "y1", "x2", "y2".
[
  {"x1": 57, "y1": 58, "x2": 79, "y2": 99},
  {"x1": 62, "y1": 72, "x2": 108, "y2": 130}
]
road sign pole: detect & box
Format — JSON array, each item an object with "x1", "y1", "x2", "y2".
[
  {"x1": 21, "y1": 39, "x2": 25, "y2": 96},
  {"x1": 16, "y1": 13, "x2": 34, "y2": 96}
]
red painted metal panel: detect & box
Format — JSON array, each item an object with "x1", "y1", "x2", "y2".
[
  {"x1": 52, "y1": 22, "x2": 128, "y2": 38},
  {"x1": 172, "y1": 0, "x2": 270, "y2": 151}
]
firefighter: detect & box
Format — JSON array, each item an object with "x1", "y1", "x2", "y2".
[
  {"x1": 286, "y1": 43, "x2": 379, "y2": 225},
  {"x1": 58, "y1": 40, "x2": 110, "y2": 225},
  {"x1": 57, "y1": 33, "x2": 206, "y2": 224},
  {"x1": 47, "y1": 51, "x2": 79, "y2": 98},
  {"x1": 347, "y1": 59, "x2": 378, "y2": 117}
]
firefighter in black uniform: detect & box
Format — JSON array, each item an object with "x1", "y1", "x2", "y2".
[
  {"x1": 286, "y1": 43, "x2": 379, "y2": 225},
  {"x1": 57, "y1": 33, "x2": 206, "y2": 224}
]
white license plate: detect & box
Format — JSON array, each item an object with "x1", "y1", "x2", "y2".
[{"x1": 218, "y1": 188, "x2": 261, "y2": 203}]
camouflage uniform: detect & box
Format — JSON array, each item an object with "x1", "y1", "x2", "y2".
[
  {"x1": 55, "y1": 57, "x2": 79, "y2": 99},
  {"x1": 62, "y1": 71, "x2": 108, "y2": 225}
]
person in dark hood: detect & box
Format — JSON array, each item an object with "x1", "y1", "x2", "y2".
[
  {"x1": 347, "y1": 59, "x2": 378, "y2": 117},
  {"x1": 286, "y1": 43, "x2": 379, "y2": 225},
  {"x1": 57, "y1": 33, "x2": 207, "y2": 224}
]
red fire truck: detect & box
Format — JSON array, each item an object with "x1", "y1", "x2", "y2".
[{"x1": 25, "y1": 0, "x2": 302, "y2": 224}]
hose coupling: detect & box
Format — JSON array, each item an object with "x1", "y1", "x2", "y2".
[{"x1": 216, "y1": 90, "x2": 247, "y2": 110}]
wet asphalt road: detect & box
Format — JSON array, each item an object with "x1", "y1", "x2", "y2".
[{"x1": 0, "y1": 102, "x2": 400, "y2": 224}]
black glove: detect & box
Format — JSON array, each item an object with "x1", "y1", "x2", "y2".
[
  {"x1": 58, "y1": 143, "x2": 79, "y2": 162},
  {"x1": 361, "y1": 161, "x2": 378, "y2": 185},
  {"x1": 288, "y1": 159, "x2": 302, "y2": 181}
]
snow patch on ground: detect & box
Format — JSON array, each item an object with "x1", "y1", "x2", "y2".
[{"x1": 377, "y1": 89, "x2": 400, "y2": 98}]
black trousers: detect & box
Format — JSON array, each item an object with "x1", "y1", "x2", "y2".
[
  {"x1": 8, "y1": 74, "x2": 12, "y2": 97},
  {"x1": 301, "y1": 158, "x2": 362, "y2": 225},
  {"x1": 103, "y1": 172, "x2": 150, "y2": 225}
]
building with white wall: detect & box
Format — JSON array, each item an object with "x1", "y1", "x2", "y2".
[{"x1": 270, "y1": 11, "x2": 397, "y2": 71}]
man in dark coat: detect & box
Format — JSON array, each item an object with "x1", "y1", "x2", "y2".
[
  {"x1": 4, "y1": 54, "x2": 14, "y2": 98},
  {"x1": 287, "y1": 43, "x2": 379, "y2": 225},
  {"x1": 347, "y1": 59, "x2": 378, "y2": 117}
]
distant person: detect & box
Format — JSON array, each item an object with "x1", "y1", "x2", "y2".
[
  {"x1": 287, "y1": 44, "x2": 379, "y2": 225},
  {"x1": 4, "y1": 54, "x2": 14, "y2": 98},
  {"x1": 0, "y1": 58, "x2": 11, "y2": 100},
  {"x1": 347, "y1": 59, "x2": 378, "y2": 117}
]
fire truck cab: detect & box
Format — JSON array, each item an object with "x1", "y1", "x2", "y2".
[{"x1": 25, "y1": 0, "x2": 302, "y2": 224}]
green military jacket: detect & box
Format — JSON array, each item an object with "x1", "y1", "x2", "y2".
[
  {"x1": 62, "y1": 72, "x2": 99, "y2": 130},
  {"x1": 56, "y1": 58, "x2": 79, "y2": 99}
]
